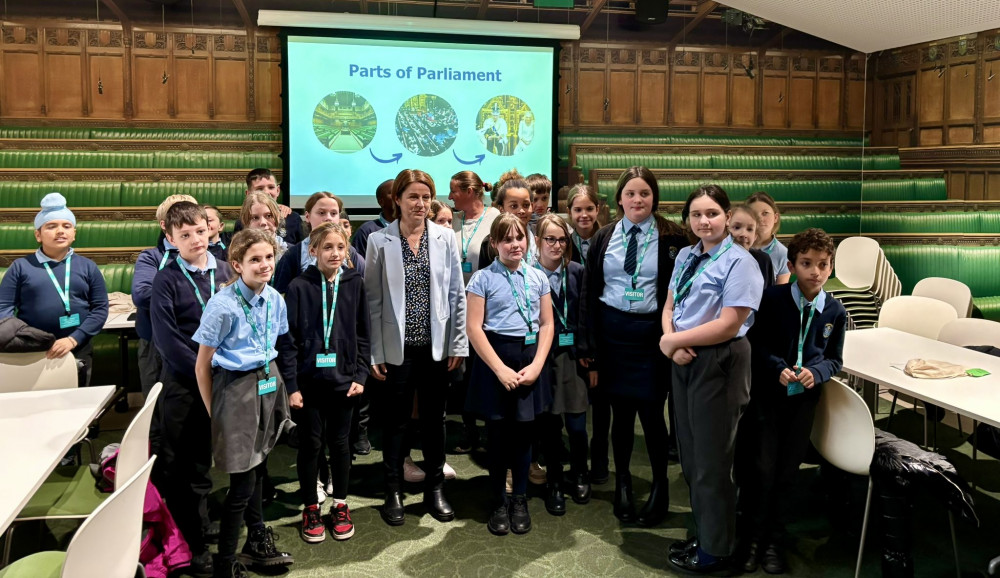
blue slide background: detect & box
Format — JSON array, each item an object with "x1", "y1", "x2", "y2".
[{"x1": 287, "y1": 35, "x2": 555, "y2": 208}]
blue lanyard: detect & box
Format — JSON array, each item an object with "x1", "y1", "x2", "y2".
[
  {"x1": 551, "y1": 266, "x2": 568, "y2": 330},
  {"x1": 460, "y1": 212, "x2": 487, "y2": 263},
  {"x1": 622, "y1": 221, "x2": 654, "y2": 289},
  {"x1": 42, "y1": 254, "x2": 72, "y2": 314},
  {"x1": 673, "y1": 241, "x2": 733, "y2": 305},
  {"x1": 217, "y1": 240, "x2": 226, "y2": 250},
  {"x1": 179, "y1": 266, "x2": 215, "y2": 310},
  {"x1": 572, "y1": 232, "x2": 588, "y2": 265},
  {"x1": 762, "y1": 237, "x2": 778, "y2": 255},
  {"x1": 377, "y1": 215, "x2": 389, "y2": 228},
  {"x1": 320, "y1": 270, "x2": 342, "y2": 353},
  {"x1": 796, "y1": 295, "x2": 818, "y2": 368},
  {"x1": 158, "y1": 249, "x2": 175, "y2": 271},
  {"x1": 503, "y1": 267, "x2": 533, "y2": 334},
  {"x1": 234, "y1": 285, "x2": 273, "y2": 375}
]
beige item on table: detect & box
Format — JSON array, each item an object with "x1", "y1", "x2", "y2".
[
  {"x1": 903, "y1": 358, "x2": 966, "y2": 379},
  {"x1": 108, "y1": 292, "x2": 136, "y2": 314}
]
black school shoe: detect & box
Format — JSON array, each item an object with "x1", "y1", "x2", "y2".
[
  {"x1": 669, "y1": 536, "x2": 699, "y2": 557},
  {"x1": 488, "y1": 502, "x2": 510, "y2": 535},
  {"x1": 668, "y1": 550, "x2": 733, "y2": 576},
  {"x1": 237, "y1": 526, "x2": 294, "y2": 568},
  {"x1": 741, "y1": 541, "x2": 760, "y2": 573},
  {"x1": 212, "y1": 557, "x2": 249, "y2": 578},
  {"x1": 566, "y1": 472, "x2": 592, "y2": 504},
  {"x1": 545, "y1": 483, "x2": 566, "y2": 516},
  {"x1": 509, "y1": 495, "x2": 532, "y2": 534},
  {"x1": 186, "y1": 549, "x2": 213, "y2": 577},
  {"x1": 760, "y1": 543, "x2": 786, "y2": 574}
]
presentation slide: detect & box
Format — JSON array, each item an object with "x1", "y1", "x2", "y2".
[{"x1": 285, "y1": 35, "x2": 555, "y2": 209}]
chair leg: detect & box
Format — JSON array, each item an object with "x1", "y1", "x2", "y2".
[
  {"x1": 949, "y1": 511, "x2": 961, "y2": 578},
  {"x1": 2, "y1": 524, "x2": 16, "y2": 567},
  {"x1": 855, "y1": 477, "x2": 874, "y2": 578},
  {"x1": 933, "y1": 414, "x2": 939, "y2": 452},
  {"x1": 886, "y1": 392, "x2": 899, "y2": 430},
  {"x1": 957, "y1": 412, "x2": 964, "y2": 437}
]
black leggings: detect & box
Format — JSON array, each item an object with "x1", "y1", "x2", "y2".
[
  {"x1": 297, "y1": 387, "x2": 355, "y2": 505},
  {"x1": 218, "y1": 461, "x2": 267, "y2": 561},
  {"x1": 538, "y1": 412, "x2": 588, "y2": 483},
  {"x1": 610, "y1": 395, "x2": 669, "y2": 481},
  {"x1": 486, "y1": 419, "x2": 533, "y2": 504}
]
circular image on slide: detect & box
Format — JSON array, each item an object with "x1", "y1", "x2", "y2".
[
  {"x1": 394, "y1": 94, "x2": 458, "y2": 157},
  {"x1": 476, "y1": 96, "x2": 534, "y2": 157},
  {"x1": 313, "y1": 92, "x2": 377, "y2": 153}
]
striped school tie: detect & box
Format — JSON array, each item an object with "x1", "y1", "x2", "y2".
[{"x1": 623, "y1": 225, "x2": 641, "y2": 276}]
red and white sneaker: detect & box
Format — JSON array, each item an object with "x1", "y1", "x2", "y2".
[
  {"x1": 331, "y1": 502, "x2": 355, "y2": 540},
  {"x1": 300, "y1": 504, "x2": 326, "y2": 543}
]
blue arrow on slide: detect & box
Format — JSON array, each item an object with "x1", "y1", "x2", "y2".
[
  {"x1": 370, "y1": 150, "x2": 403, "y2": 164},
  {"x1": 453, "y1": 150, "x2": 486, "y2": 165}
]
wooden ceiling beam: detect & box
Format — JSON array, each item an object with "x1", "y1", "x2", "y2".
[
  {"x1": 668, "y1": 1, "x2": 717, "y2": 49},
  {"x1": 230, "y1": 0, "x2": 254, "y2": 31},
  {"x1": 99, "y1": 0, "x2": 129, "y2": 28},
  {"x1": 477, "y1": 0, "x2": 490, "y2": 19},
  {"x1": 580, "y1": 0, "x2": 608, "y2": 36}
]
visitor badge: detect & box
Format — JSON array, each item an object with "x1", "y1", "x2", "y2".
[
  {"x1": 787, "y1": 381, "x2": 804, "y2": 396},
  {"x1": 558, "y1": 333, "x2": 574, "y2": 347},
  {"x1": 524, "y1": 332, "x2": 538, "y2": 345},
  {"x1": 316, "y1": 353, "x2": 337, "y2": 368},
  {"x1": 257, "y1": 376, "x2": 277, "y2": 396},
  {"x1": 624, "y1": 288, "x2": 645, "y2": 302},
  {"x1": 462, "y1": 261, "x2": 472, "y2": 273},
  {"x1": 59, "y1": 313, "x2": 81, "y2": 329}
]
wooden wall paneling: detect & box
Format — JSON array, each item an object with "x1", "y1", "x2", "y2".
[
  {"x1": 254, "y1": 35, "x2": 281, "y2": 123},
  {"x1": 608, "y1": 48, "x2": 636, "y2": 124},
  {"x1": 1, "y1": 25, "x2": 43, "y2": 117},
  {"x1": 968, "y1": 171, "x2": 986, "y2": 200},
  {"x1": 984, "y1": 37, "x2": 1000, "y2": 143},
  {"x1": 670, "y1": 49, "x2": 700, "y2": 125},
  {"x1": 948, "y1": 171, "x2": 967, "y2": 199},
  {"x1": 213, "y1": 33, "x2": 248, "y2": 120},
  {"x1": 86, "y1": 28, "x2": 126, "y2": 119},
  {"x1": 701, "y1": 51, "x2": 728, "y2": 126},
  {"x1": 975, "y1": 35, "x2": 985, "y2": 143},
  {"x1": 637, "y1": 48, "x2": 667, "y2": 126},
  {"x1": 788, "y1": 54, "x2": 816, "y2": 128},
  {"x1": 731, "y1": 55, "x2": 755, "y2": 127},
  {"x1": 989, "y1": 173, "x2": 1000, "y2": 199},
  {"x1": 173, "y1": 33, "x2": 210, "y2": 119},
  {"x1": 948, "y1": 64, "x2": 976, "y2": 121},
  {"x1": 761, "y1": 54, "x2": 788, "y2": 128},
  {"x1": 131, "y1": 29, "x2": 169, "y2": 119},
  {"x1": 816, "y1": 56, "x2": 843, "y2": 128},
  {"x1": 576, "y1": 46, "x2": 606, "y2": 125},
  {"x1": 42, "y1": 28, "x2": 85, "y2": 118}
]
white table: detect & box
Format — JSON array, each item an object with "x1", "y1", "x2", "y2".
[
  {"x1": 0, "y1": 385, "x2": 115, "y2": 534},
  {"x1": 103, "y1": 311, "x2": 136, "y2": 331},
  {"x1": 843, "y1": 327, "x2": 1000, "y2": 429}
]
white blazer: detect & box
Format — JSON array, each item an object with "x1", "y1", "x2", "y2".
[{"x1": 365, "y1": 220, "x2": 469, "y2": 366}]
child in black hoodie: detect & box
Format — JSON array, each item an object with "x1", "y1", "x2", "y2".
[{"x1": 277, "y1": 222, "x2": 371, "y2": 544}]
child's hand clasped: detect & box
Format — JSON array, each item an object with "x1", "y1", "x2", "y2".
[
  {"x1": 497, "y1": 366, "x2": 520, "y2": 391},
  {"x1": 794, "y1": 366, "x2": 815, "y2": 389},
  {"x1": 288, "y1": 391, "x2": 304, "y2": 409},
  {"x1": 347, "y1": 382, "x2": 364, "y2": 397},
  {"x1": 779, "y1": 367, "x2": 798, "y2": 386}
]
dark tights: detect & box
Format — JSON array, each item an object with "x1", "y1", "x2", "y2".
[
  {"x1": 539, "y1": 412, "x2": 588, "y2": 483},
  {"x1": 610, "y1": 396, "x2": 669, "y2": 481},
  {"x1": 218, "y1": 460, "x2": 267, "y2": 562},
  {"x1": 298, "y1": 388, "x2": 355, "y2": 505},
  {"x1": 486, "y1": 419, "x2": 533, "y2": 505}
]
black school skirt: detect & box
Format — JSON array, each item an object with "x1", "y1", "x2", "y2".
[
  {"x1": 596, "y1": 303, "x2": 668, "y2": 402},
  {"x1": 466, "y1": 332, "x2": 552, "y2": 422}
]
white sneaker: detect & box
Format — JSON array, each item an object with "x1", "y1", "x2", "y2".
[
  {"x1": 325, "y1": 465, "x2": 334, "y2": 497},
  {"x1": 443, "y1": 462, "x2": 457, "y2": 480},
  {"x1": 506, "y1": 469, "x2": 513, "y2": 495},
  {"x1": 529, "y1": 462, "x2": 547, "y2": 485},
  {"x1": 316, "y1": 476, "x2": 327, "y2": 504},
  {"x1": 403, "y1": 456, "x2": 426, "y2": 483}
]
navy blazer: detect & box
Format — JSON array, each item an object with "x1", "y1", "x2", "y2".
[
  {"x1": 276, "y1": 265, "x2": 371, "y2": 394},
  {"x1": 548, "y1": 260, "x2": 585, "y2": 360}
]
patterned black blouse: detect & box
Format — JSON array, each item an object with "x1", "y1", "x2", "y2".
[{"x1": 402, "y1": 226, "x2": 432, "y2": 346}]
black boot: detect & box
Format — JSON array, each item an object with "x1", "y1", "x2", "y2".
[
  {"x1": 545, "y1": 483, "x2": 566, "y2": 516},
  {"x1": 212, "y1": 556, "x2": 248, "y2": 578},
  {"x1": 637, "y1": 479, "x2": 670, "y2": 527},
  {"x1": 352, "y1": 429, "x2": 372, "y2": 455},
  {"x1": 488, "y1": 500, "x2": 510, "y2": 535},
  {"x1": 424, "y1": 487, "x2": 455, "y2": 522},
  {"x1": 381, "y1": 488, "x2": 405, "y2": 526},
  {"x1": 237, "y1": 526, "x2": 293, "y2": 568},
  {"x1": 613, "y1": 473, "x2": 636, "y2": 523},
  {"x1": 567, "y1": 471, "x2": 592, "y2": 505},
  {"x1": 510, "y1": 495, "x2": 532, "y2": 534}
]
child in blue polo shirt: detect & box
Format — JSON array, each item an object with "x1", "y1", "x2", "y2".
[
  {"x1": 466, "y1": 213, "x2": 554, "y2": 537},
  {"x1": 193, "y1": 228, "x2": 295, "y2": 578},
  {"x1": 149, "y1": 201, "x2": 232, "y2": 576},
  {"x1": 740, "y1": 228, "x2": 847, "y2": 574},
  {"x1": 0, "y1": 193, "x2": 108, "y2": 386}
]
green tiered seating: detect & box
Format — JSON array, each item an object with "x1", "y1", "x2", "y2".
[
  {"x1": 0, "y1": 127, "x2": 280, "y2": 141},
  {"x1": 0, "y1": 222, "x2": 160, "y2": 250},
  {"x1": 119, "y1": 182, "x2": 246, "y2": 206},
  {"x1": 597, "y1": 178, "x2": 948, "y2": 204},
  {"x1": 0, "y1": 182, "x2": 246, "y2": 209},
  {"x1": 778, "y1": 212, "x2": 1000, "y2": 236},
  {"x1": 576, "y1": 153, "x2": 900, "y2": 175},
  {"x1": 882, "y1": 245, "x2": 1000, "y2": 321},
  {"x1": 0, "y1": 150, "x2": 280, "y2": 170}
]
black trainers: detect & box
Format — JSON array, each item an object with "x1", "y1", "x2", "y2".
[
  {"x1": 212, "y1": 557, "x2": 248, "y2": 578},
  {"x1": 487, "y1": 501, "x2": 510, "y2": 535},
  {"x1": 510, "y1": 495, "x2": 531, "y2": 534},
  {"x1": 187, "y1": 549, "x2": 213, "y2": 577},
  {"x1": 237, "y1": 526, "x2": 294, "y2": 568}
]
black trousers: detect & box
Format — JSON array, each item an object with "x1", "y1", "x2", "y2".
[
  {"x1": 218, "y1": 460, "x2": 267, "y2": 561},
  {"x1": 298, "y1": 385, "x2": 356, "y2": 506},
  {"x1": 382, "y1": 345, "x2": 448, "y2": 490},
  {"x1": 589, "y1": 387, "x2": 611, "y2": 476},
  {"x1": 487, "y1": 418, "x2": 532, "y2": 504},
  {"x1": 73, "y1": 342, "x2": 93, "y2": 388},
  {"x1": 610, "y1": 395, "x2": 669, "y2": 482},
  {"x1": 538, "y1": 412, "x2": 588, "y2": 483},
  {"x1": 152, "y1": 368, "x2": 212, "y2": 554},
  {"x1": 672, "y1": 337, "x2": 751, "y2": 558},
  {"x1": 737, "y1": 389, "x2": 821, "y2": 544}
]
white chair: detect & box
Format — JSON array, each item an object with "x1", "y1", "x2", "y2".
[
  {"x1": 0, "y1": 351, "x2": 77, "y2": 393},
  {"x1": 938, "y1": 318, "x2": 1000, "y2": 348},
  {"x1": 914, "y1": 277, "x2": 973, "y2": 318},
  {"x1": 827, "y1": 236, "x2": 882, "y2": 292},
  {"x1": 879, "y1": 295, "x2": 959, "y2": 442},
  {"x1": 0, "y1": 457, "x2": 155, "y2": 578},
  {"x1": 2, "y1": 383, "x2": 162, "y2": 566},
  {"x1": 810, "y1": 378, "x2": 875, "y2": 578}
]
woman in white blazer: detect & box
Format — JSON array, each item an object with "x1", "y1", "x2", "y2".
[{"x1": 365, "y1": 168, "x2": 468, "y2": 527}]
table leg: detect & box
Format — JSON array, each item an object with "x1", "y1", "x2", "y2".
[
  {"x1": 862, "y1": 379, "x2": 878, "y2": 416},
  {"x1": 115, "y1": 332, "x2": 130, "y2": 413}
]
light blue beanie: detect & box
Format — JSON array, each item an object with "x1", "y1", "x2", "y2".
[{"x1": 34, "y1": 193, "x2": 77, "y2": 229}]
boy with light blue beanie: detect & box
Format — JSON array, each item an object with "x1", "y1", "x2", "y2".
[{"x1": 0, "y1": 193, "x2": 108, "y2": 386}]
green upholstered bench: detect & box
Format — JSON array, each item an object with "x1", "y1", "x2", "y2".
[
  {"x1": 882, "y1": 244, "x2": 1000, "y2": 322},
  {"x1": 0, "y1": 150, "x2": 280, "y2": 170},
  {"x1": 120, "y1": 182, "x2": 246, "y2": 206},
  {"x1": 0, "y1": 128, "x2": 92, "y2": 139},
  {"x1": 0, "y1": 182, "x2": 122, "y2": 208},
  {"x1": 777, "y1": 211, "x2": 1000, "y2": 235},
  {"x1": 0, "y1": 222, "x2": 160, "y2": 250},
  {"x1": 596, "y1": 178, "x2": 947, "y2": 204},
  {"x1": 576, "y1": 153, "x2": 900, "y2": 176},
  {"x1": 0, "y1": 264, "x2": 132, "y2": 294},
  {"x1": 90, "y1": 128, "x2": 281, "y2": 141}
]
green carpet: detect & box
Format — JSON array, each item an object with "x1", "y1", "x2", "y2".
[{"x1": 6, "y1": 406, "x2": 1000, "y2": 577}]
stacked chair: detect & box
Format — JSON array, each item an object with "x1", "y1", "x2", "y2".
[{"x1": 824, "y1": 236, "x2": 902, "y2": 328}]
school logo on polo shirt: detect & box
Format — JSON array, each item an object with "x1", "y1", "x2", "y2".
[
  {"x1": 668, "y1": 246, "x2": 678, "y2": 259},
  {"x1": 823, "y1": 323, "x2": 833, "y2": 338}
]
